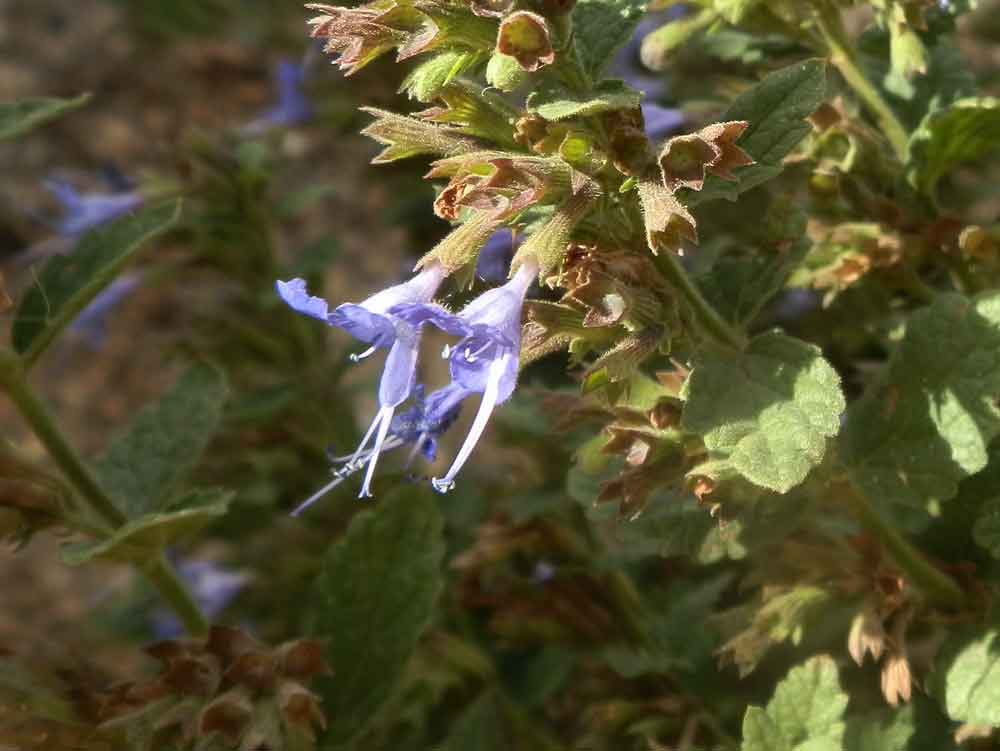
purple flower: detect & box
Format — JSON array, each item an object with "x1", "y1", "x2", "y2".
[
  {"x1": 642, "y1": 102, "x2": 685, "y2": 141},
  {"x1": 476, "y1": 229, "x2": 519, "y2": 283},
  {"x1": 293, "y1": 382, "x2": 468, "y2": 515},
  {"x1": 151, "y1": 558, "x2": 249, "y2": 638},
  {"x1": 276, "y1": 263, "x2": 446, "y2": 497},
  {"x1": 43, "y1": 178, "x2": 143, "y2": 237},
  {"x1": 243, "y1": 59, "x2": 314, "y2": 135},
  {"x1": 68, "y1": 272, "x2": 144, "y2": 348},
  {"x1": 392, "y1": 257, "x2": 538, "y2": 493}
]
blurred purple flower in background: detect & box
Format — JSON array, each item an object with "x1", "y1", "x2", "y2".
[
  {"x1": 476, "y1": 228, "x2": 519, "y2": 283},
  {"x1": 68, "y1": 271, "x2": 144, "y2": 348},
  {"x1": 43, "y1": 177, "x2": 143, "y2": 237},
  {"x1": 242, "y1": 58, "x2": 314, "y2": 135},
  {"x1": 641, "y1": 102, "x2": 686, "y2": 141},
  {"x1": 151, "y1": 558, "x2": 249, "y2": 638}
]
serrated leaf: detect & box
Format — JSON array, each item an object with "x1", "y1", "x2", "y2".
[
  {"x1": 527, "y1": 80, "x2": 642, "y2": 121},
  {"x1": 60, "y1": 490, "x2": 231, "y2": 566},
  {"x1": 842, "y1": 292, "x2": 1000, "y2": 519},
  {"x1": 683, "y1": 333, "x2": 845, "y2": 493},
  {"x1": 401, "y1": 50, "x2": 485, "y2": 103},
  {"x1": 94, "y1": 364, "x2": 228, "y2": 518},
  {"x1": 742, "y1": 656, "x2": 847, "y2": 751},
  {"x1": 572, "y1": 0, "x2": 647, "y2": 78},
  {"x1": 12, "y1": 201, "x2": 181, "y2": 365},
  {"x1": 0, "y1": 94, "x2": 91, "y2": 141},
  {"x1": 908, "y1": 97, "x2": 1000, "y2": 197},
  {"x1": 930, "y1": 628, "x2": 1000, "y2": 726},
  {"x1": 312, "y1": 487, "x2": 444, "y2": 746},
  {"x1": 844, "y1": 706, "x2": 915, "y2": 751},
  {"x1": 688, "y1": 59, "x2": 827, "y2": 205}
]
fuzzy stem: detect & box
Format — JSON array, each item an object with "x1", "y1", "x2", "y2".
[
  {"x1": 814, "y1": 5, "x2": 910, "y2": 164},
  {"x1": 839, "y1": 477, "x2": 966, "y2": 610},
  {"x1": 651, "y1": 251, "x2": 747, "y2": 349},
  {"x1": 0, "y1": 347, "x2": 209, "y2": 636}
]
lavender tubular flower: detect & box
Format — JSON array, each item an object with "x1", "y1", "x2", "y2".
[
  {"x1": 44, "y1": 178, "x2": 143, "y2": 236},
  {"x1": 475, "y1": 228, "x2": 518, "y2": 283},
  {"x1": 276, "y1": 263, "x2": 446, "y2": 497},
  {"x1": 69, "y1": 271, "x2": 144, "y2": 348},
  {"x1": 642, "y1": 103, "x2": 685, "y2": 142},
  {"x1": 393, "y1": 256, "x2": 538, "y2": 493}
]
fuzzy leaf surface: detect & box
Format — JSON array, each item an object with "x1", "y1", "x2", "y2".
[
  {"x1": 930, "y1": 629, "x2": 1000, "y2": 726},
  {"x1": 12, "y1": 201, "x2": 180, "y2": 364},
  {"x1": 0, "y1": 93, "x2": 90, "y2": 141},
  {"x1": 572, "y1": 0, "x2": 647, "y2": 77},
  {"x1": 527, "y1": 80, "x2": 642, "y2": 120},
  {"x1": 688, "y1": 59, "x2": 827, "y2": 204},
  {"x1": 741, "y1": 656, "x2": 847, "y2": 751},
  {"x1": 61, "y1": 489, "x2": 231, "y2": 565},
  {"x1": 94, "y1": 364, "x2": 229, "y2": 518},
  {"x1": 313, "y1": 487, "x2": 444, "y2": 747},
  {"x1": 844, "y1": 707, "x2": 915, "y2": 751},
  {"x1": 842, "y1": 292, "x2": 1000, "y2": 519},
  {"x1": 908, "y1": 97, "x2": 1000, "y2": 196},
  {"x1": 683, "y1": 333, "x2": 845, "y2": 492}
]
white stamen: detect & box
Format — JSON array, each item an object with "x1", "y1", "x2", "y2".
[
  {"x1": 405, "y1": 433, "x2": 428, "y2": 468},
  {"x1": 349, "y1": 345, "x2": 378, "y2": 362},
  {"x1": 290, "y1": 472, "x2": 353, "y2": 516},
  {"x1": 359, "y1": 405, "x2": 394, "y2": 498},
  {"x1": 441, "y1": 344, "x2": 452, "y2": 359},
  {"x1": 431, "y1": 357, "x2": 504, "y2": 493}
]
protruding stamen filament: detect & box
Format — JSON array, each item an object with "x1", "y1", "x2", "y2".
[
  {"x1": 432, "y1": 357, "x2": 504, "y2": 493},
  {"x1": 359, "y1": 405, "x2": 394, "y2": 498},
  {"x1": 349, "y1": 345, "x2": 378, "y2": 363},
  {"x1": 290, "y1": 472, "x2": 353, "y2": 517}
]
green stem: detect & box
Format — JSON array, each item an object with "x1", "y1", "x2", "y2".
[
  {"x1": 651, "y1": 251, "x2": 747, "y2": 349},
  {"x1": 840, "y1": 478, "x2": 966, "y2": 610},
  {"x1": 814, "y1": 5, "x2": 910, "y2": 164},
  {"x1": 0, "y1": 347, "x2": 209, "y2": 636},
  {"x1": 144, "y1": 554, "x2": 210, "y2": 636}
]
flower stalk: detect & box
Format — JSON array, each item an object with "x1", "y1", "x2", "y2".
[
  {"x1": 0, "y1": 346, "x2": 210, "y2": 636},
  {"x1": 838, "y1": 476, "x2": 967, "y2": 611}
]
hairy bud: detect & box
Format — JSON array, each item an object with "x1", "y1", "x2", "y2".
[{"x1": 497, "y1": 11, "x2": 555, "y2": 72}]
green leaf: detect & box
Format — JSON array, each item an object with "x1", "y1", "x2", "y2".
[
  {"x1": 527, "y1": 80, "x2": 642, "y2": 121},
  {"x1": 741, "y1": 656, "x2": 847, "y2": 751},
  {"x1": 12, "y1": 201, "x2": 181, "y2": 365},
  {"x1": 61, "y1": 489, "x2": 231, "y2": 565},
  {"x1": 441, "y1": 693, "x2": 507, "y2": 751},
  {"x1": 844, "y1": 706, "x2": 915, "y2": 751},
  {"x1": 973, "y1": 497, "x2": 1000, "y2": 558},
  {"x1": 688, "y1": 59, "x2": 828, "y2": 205},
  {"x1": 842, "y1": 292, "x2": 1000, "y2": 520},
  {"x1": 572, "y1": 0, "x2": 647, "y2": 78},
  {"x1": 312, "y1": 487, "x2": 444, "y2": 746},
  {"x1": 401, "y1": 50, "x2": 485, "y2": 103},
  {"x1": 930, "y1": 628, "x2": 1000, "y2": 726},
  {"x1": 94, "y1": 364, "x2": 229, "y2": 518},
  {"x1": 0, "y1": 94, "x2": 91, "y2": 141},
  {"x1": 908, "y1": 97, "x2": 1000, "y2": 197},
  {"x1": 683, "y1": 333, "x2": 845, "y2": 493}
]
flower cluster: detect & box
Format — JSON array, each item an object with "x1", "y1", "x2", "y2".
[{"x1": 277, "y1": 252, "x2": 538, "y2": 503}]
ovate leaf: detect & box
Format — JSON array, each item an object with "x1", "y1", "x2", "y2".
[
  {"x1": 12, "y1": 201, "x2": 181, "y2": 365},
  {"x1": 842, "y1": 292, "x2": 1000, "y2": 520},
  {"x1": 741, "y1": 656, "x2": 847, "y2": 751},
  {"x1": 0, "y1": 94, "x2": 91, "y2": 141},
  {"x1": 94, "y1": 364, "x2": 229, "y2": 518},
  {"x1": 844, "y1": 706, "x2": 916, "y2": 751},
  {"x1": 688, "y1": 59, "x2": 828, "y2": 204},
  {"x1": 312, "y1": 487, "x2": 444, "y2": 746},
  {"x1": 930, "y1": 628, "x2": 1000, "y2": 726},
  {"x1": 908, "y1": 97, "x2": 1000, "y2": 197},
  {"x1": 527, "y1": 80, "x2": 642, "y2": 121},
  {"x1": 61, "y1": 489, "x2": 231, "y2": 566},
  {"x1": 683, "y1": 333, "x2": 845, "y2": 492},
  {"x1": 572, "y1": 0, "x2": 647, "y2": 78}
]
